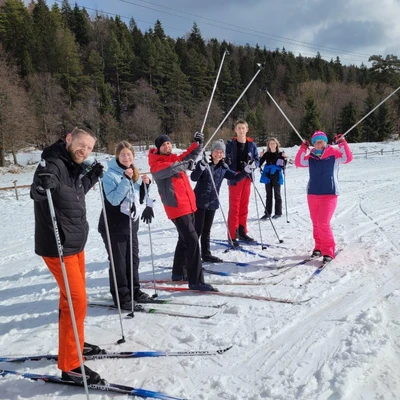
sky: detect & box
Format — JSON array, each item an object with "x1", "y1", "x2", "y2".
[
  {"x1": 41, "y1": 0, "x2": 400, "y2": 66},
  {"x1": 1, "y1": 140, "x2": 400, "y2": 399}
]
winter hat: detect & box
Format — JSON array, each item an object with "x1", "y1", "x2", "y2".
[
  {"x1": 155, "y1": 135, "x2": 171, "y2": 152},
  {"x1": 311, "y1": 130, "x2": 328, "y2": 145},
  {"x1": 210, "y1": 139, "x2": 226, "y2": 154}
]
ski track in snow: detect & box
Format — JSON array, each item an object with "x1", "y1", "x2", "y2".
[{"x1": 0, "y1": 143, "x2": 400, "y2": 399}]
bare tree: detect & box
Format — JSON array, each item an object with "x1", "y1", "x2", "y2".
[
  {"x1": 0, "y1": 55, "x2": 38, "y2": 166},
  {"x1": 125, "y1": 104, "x2": 162, "y2": 149},
  {"x1": 28, "y1": 72, "x2": 68, "y2": 146}
]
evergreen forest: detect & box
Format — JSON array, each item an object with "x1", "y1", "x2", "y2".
[{"x1": 1, "y1": 0, "x2": 400, "y2": 166}]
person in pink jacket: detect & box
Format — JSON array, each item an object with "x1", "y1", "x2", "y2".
[{"x1": 294, "y1": 130, "x2": 353, "y2": 262}]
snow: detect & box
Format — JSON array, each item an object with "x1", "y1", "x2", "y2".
[{"x1": 1, "y1": 141, "x2": 400, "y2": 399}]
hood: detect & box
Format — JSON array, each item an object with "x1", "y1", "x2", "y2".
[{"x1": 41, "y1": 139, "x2": 73, "y2": 165}]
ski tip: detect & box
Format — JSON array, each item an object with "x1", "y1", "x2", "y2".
[{"x1": 217, "y1": 345, "x2": 233, "y2": 354}]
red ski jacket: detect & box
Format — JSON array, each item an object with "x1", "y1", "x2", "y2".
[{"x1": 149, "y1": 142, "x2": 200, "y2": 220}]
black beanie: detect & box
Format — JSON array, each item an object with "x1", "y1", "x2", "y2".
[{"x1": 155, "y1": 135, "x2": 171, "y2": 152}]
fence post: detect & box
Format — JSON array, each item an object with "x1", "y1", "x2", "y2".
[
  {"x1": 365, "y1": 150, "x2": 368, "y2": 158},
  {"x1": 381, "y1": 149, "x2": 383, "y2": 155},
  {"x1": 13, "y1": 180, "x2": 19, "y2": 200}
]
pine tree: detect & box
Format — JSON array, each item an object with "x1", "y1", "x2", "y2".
[
  {"x1": 360, "y1": 91, "x2": 379, "y2": 142},
  {"x1": 376, "y1": 102, "x2": 395, "y2": 141},
  {"x1": 298, "y1": 96, "x2": 323, "y2": 141},
  {"x1": 339, "y1": 101, "x2": 359, "y2": 142},
  {"x1": 0, "y1": 0, "x2": 34, "y2": 77}
]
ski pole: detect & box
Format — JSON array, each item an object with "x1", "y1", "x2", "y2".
[
  {"x1": 40, "y1": 160, "x2": 90, "y2": 400},
  {"x1": 283, "y1": 168, "x2": 289, "y2": 223},
  {"x1": 200, "y1": 49, "x2": 228, "y2": 134},
  {"x1": 250, "y1": 168, "x2": 267, "y2": 250},
  {"x1": 143, "y1": 182, "x2": 158, "y2": 298},
  {"x1": 253, "y1": 181, "x2": 284, "y2": 243},
  {"x1": 203, "y1": 63, "x2": 264, "y2": 152},
  {"x1": 265, "y1": 89, "x2": 305, "y2": 144},
  {"x1": 128, "y1": 184, "x2": 135, "y2": 319},
  {"x1": 341, "y1": 84, "x2": 400, "y2": 140},
  {"x1": 203, "y1": 162, "x2": 237, "y2": 250},
  {"x1": 98, "y1": 178, "x2": 126, "y2": 344}
]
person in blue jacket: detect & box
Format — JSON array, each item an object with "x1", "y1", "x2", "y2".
[
  {"x1": 191, "y1": 139, "x2": 251, "y2": 262},
  {"x1": 98, "y1": 141, "x2": 154, "y2": 307},
  {"x1": 259, "y1": 137, "x2": 288, "y2": 219}
]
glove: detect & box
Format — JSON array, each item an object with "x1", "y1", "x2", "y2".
[
  {"x1": 334, "y1": 134, "x2": 346, "y2": 144},
  {"x1": 198, "y1": 159, "x2": 208, "y2": 171},
  {"x1": 36, "y1": 167, "x2": 57, "y2": 191},
  {"x1": 91, "y1": 161, "x2": 104, "y2": 178},
  {"x1": 141, "y1": 198, "x2": 155, "y2": 224},
  {"x1": 244, "y1": 160, "x2": 257, "y2": 174},
  {"x1": 276, "y1": 159, "x2": 284, "y2": 167},
  {"x1": 301, "y1": 140, "x2": 309, "y2": 150},
  {"x1": 193, "y1": 131, "x2": 204, "y2": 145},
  {"x1": 224, "y1": 156, "x2": 232, "y2": 165},
  {"x1": 187, "y1": 159, "x2": 195, "y2": 171}
]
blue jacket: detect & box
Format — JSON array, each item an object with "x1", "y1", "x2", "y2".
[
  {"x1": 295, "y1": 143, "x2": 353, "y2": 195},
  {"x1": 191, "y1": 160, "x2": 247, "y2": 210},
  {"x1": 98, "y1": 157, "x2": 147, "y2": 234},
  {"x1": 225, "y1": 138, "x2": 259, "y2": 186}
]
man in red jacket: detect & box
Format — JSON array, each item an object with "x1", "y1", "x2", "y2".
[{"x1": 149, "y1": 132, "x2": 216, "y2": 291}]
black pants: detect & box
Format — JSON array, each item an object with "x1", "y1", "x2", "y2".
[
  {"x1": 100, "y1": 218, "x2": 140, "y2": 306},
  {"x1": 265, "y1": 173, "x2": 282, "y2": 216},
  {"x1": 194, "y1": 207, "x2": 216, "y2": 257},
  {"x1": 171, "y1": 213, "x2": 204, "y2": 285}
]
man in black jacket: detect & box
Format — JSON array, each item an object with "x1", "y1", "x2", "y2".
[{"x1": 31, "y1": 127, "x2": 105, "y2": 385}]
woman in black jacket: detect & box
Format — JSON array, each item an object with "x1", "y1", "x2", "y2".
[
  {"x1": 191, "y1": 139, "x2": 249, "y2": 262},
  {"x1": 259, "y1": 137, "x2": 288, "y2": 220}
]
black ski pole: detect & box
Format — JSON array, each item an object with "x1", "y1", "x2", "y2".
[
  {"x1": 40, "y1": 160, "x2": 90, "y2": 400},
  {"x1": 283, "y1": 168, "x2": 289, "y2": 223},
  {"x1": 253, "y1": 182, "x2": 283, "y2": 243},
  {"x1": 250, "y1": 167, "x2": 267, "y2": 250}
]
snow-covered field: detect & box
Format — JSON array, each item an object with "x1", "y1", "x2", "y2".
[{"x1": 1, "y1": 141, "x2": 400, "y2": 400}]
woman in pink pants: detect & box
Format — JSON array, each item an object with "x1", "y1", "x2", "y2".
[{"x1": 294, "y1": 130, "x2": 353, "y2": 263}]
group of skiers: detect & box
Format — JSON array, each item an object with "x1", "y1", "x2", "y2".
[{"x1": 30, "y1": 123, "x2": 352, "y2": 386}]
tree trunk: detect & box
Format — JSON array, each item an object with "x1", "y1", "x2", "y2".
[{"x1": 12, "y1": 147, "x2": 18, "y2": 165}]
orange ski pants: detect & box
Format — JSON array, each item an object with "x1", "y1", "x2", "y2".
[{"x1": 43, "y1": 251, "x2": 86, "y2": 371}]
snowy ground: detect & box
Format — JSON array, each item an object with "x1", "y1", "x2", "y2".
[{"x1": 0, "y1": 141, "x2": 400, "y2": 400}]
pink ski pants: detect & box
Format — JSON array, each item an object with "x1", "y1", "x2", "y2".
[{"x1": 307, "y1": 194, "x2": 338, "y2": 258}]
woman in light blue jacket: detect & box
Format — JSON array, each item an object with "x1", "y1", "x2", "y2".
[{"x1": 98, "y1": 141, "x2": 153, "y2": 308}]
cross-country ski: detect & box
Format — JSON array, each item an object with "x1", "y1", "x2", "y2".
[
  {"x1": 0, "y1": 346, "x2": 232, "y2": 363},
  {"x1": 0, "y1": 369, "x2": 186, "y2": 399},
  {"x1": 88, "y1": 302, "x2": 217, "y2": 319}
]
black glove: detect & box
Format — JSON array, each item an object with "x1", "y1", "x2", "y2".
[
  {"x1": 193, "y1": 131, "x2": 204, "y2": 145},
  {"x1": 36, "y1": 166, "x2": 57, "y2": 191},
  {"x1": 141, "y1": 198, "x2": 155, "y2": 224},
  {"x1": 91, "y1": 162, "x2": 104, "y2": 178},
  {"x1": 187, "y1": 159, "x2": 195, "y2": 171},
  {"x1": 225, "y1": 156, "x2": 232, "y2": 165}
]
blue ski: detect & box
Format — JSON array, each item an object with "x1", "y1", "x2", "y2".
[
  {"x1": 0, "y1": 369, "x2": 186, "y2": 399},
  {"x1": 300, "y1": 251, "x2": 342, "y2": 287}
]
